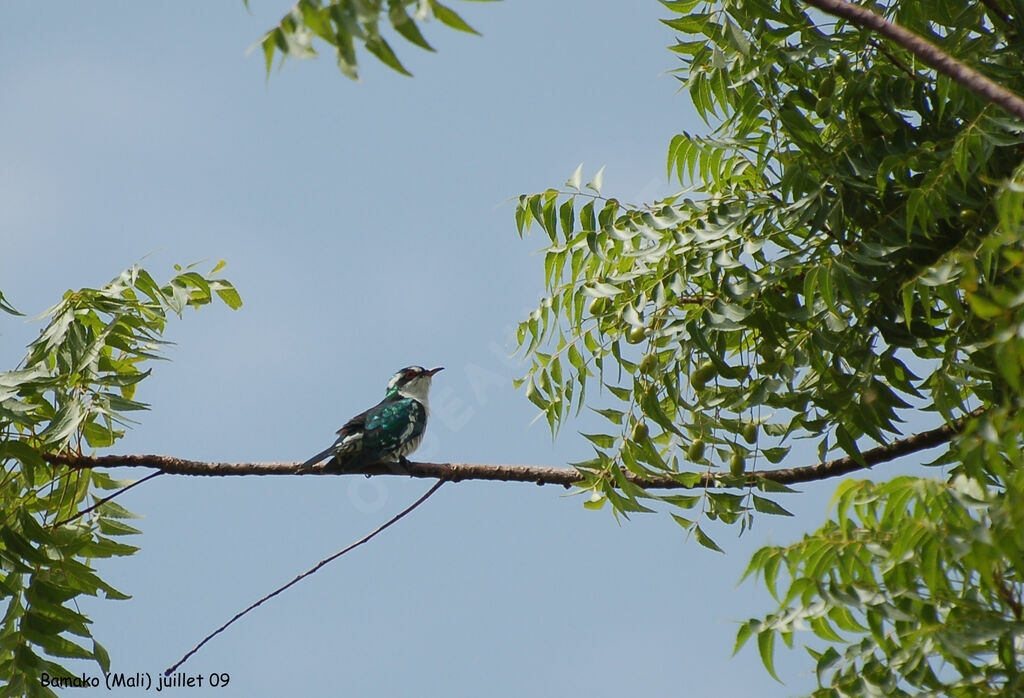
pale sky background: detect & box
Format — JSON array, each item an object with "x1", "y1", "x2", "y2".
[{"x1": 1, "y1": 2, "x2": 940, "y2": 696}]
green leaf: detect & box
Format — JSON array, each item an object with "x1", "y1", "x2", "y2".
[
  {"x1": 585, "y1": 166, "x2": 605, "y2": 195},
  {"x1": 733, "y1": 619, "x2": 758, "y2": 655},
  {"x1": 591, "y1": 407, "x2": 624, "y2": 425},
  {"x1": 95, "y1": 500, "x2": 144, "y2": 520},
  {"x1": 640, "y1": 387, "x2": 682, "y2": 436},
  {"x1": 758, "y1": 629, "x2": 781, "y2": 682},
  {"x1": 815, "y1": 646, "x2": 841, "y2": 685},
  {"x1": 580, "y1": 201, "x2": 596, "y2": 231},
  {"x1": 97, "y1": 519, "x2": 143, "y2": 537},
  {"x1": 21, "y1": 628, "x2": 93, "y2": 660},
  {"x1": 0, "y1": 529, "x2": 48, "y2": 566},
  {"x1": 966, "y1": 292, "x2": 1003, "y2": 319},
  {"x1": 82, "y1": 418, "x2": 122, "y2": 448},
  {"x1": 39, "y1": 401, "x2": 85, "y2": 447},
  {"x1": 389, "y1": 3, "x2": 435, "y2": 51},
  {"x1": 211, "y1": 281, "x2": 243, "y2": 310},
  {"x1": 671, "y1": 513, "x2": 694, "y2": 529},
  {"x1": 262, "y1": 31, "x2": 277, "y2": 76},
  {"x1": 566, "y1": 163, "x2": 583, "y2": 191},
  {"x1": 834, "y1": 424, "x2": 866, "y2": 466},
  {"x1": 365, "y1": 36, "x2": 413, "y2": 77},
  {"x1": 0, "y1": 440, "x2": 45, "y2": 484},
  {"x1": 429, "y1": 0, "x2": 481, "y2": 35},
  {"x1": 694, "y1": 525, "x2": 724, "y2": 553},
  {"x1": 760, "y1": 446, "x2": 790, "y2": 464},
  {"x1": 0, "y1": 290, "x2": 22, "y2": 316},
  {"x1": 559, "y1": 199, "x2": 575, "y2": 238},
  {"x1": 661, "y1": 13, "x2": 711, "y2": 33},
  {"x1": 92, "y1": 639, "x2": 111, "y2": 674},
  {"x1": 751, "y1": 495, "x2": 794, "y2": 517},
  {"x1": 581, "y1": 433, "x2": 616, "y2": 448}
]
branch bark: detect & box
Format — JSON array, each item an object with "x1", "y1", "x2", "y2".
[
  {"x1": 801, "y1": 0, "x2": 1024, "y2": 120},
  {"x1": 43, "y1": 411, "x2": 978, "y2": 490}
]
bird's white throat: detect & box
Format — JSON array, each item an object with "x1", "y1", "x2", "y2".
[{"x1": 397, "y1": 374, "x2": 434, "y2": 408}]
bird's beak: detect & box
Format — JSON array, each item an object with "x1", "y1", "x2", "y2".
[{"x1": 426, "y1": 367, "x2": 444, "y2": 376}]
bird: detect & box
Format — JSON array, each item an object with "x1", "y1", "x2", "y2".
[{"x1": 300, "y1": 366, "x2": 443, "y2": 470}]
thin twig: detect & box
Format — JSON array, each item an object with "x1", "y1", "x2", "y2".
[
  {"x1": 164, "y1": 479, "x2": 446, "y2": 675},
  {"x1": 51, "y1": 471, "x2": 164, "y2": 528},
  {"x1": 801, "y1": 0, "x2": 1024, "y2": 119},
  {"x1": 978, "y1": 0, "x2": 1011, "y2": 26},
  {"x1": 44, "y1": 410, "x2": 981, "y2": 489},
  {"x1": 867, "y1": 37, "x2": 917, "y2": 80},
  {"x1": 994, "y1": 567, "x2": 1023, "y2": 621}
]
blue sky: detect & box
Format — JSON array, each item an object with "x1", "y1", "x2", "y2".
[{"x1": 0, "y1": 2, "x2": 942, "y2": 696}]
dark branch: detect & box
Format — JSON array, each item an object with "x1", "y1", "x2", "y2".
[
  {"x1": 994, "y1": 567, "x2": 1023, "y2": 621},
  {"x1": 166, "y1": 479, "x2": 446, "y2": 675},
  {"x1": 978, "y1": 0, "x2": 1012, "y2": 26},
  {"x1": 43, "y1": 411, "x2": 979, "y2": 490},
  {"x1": 801, "y1": 0, "x2": 1024, "y2": 120},
  {"x1": 867, "y1": 37, "x2": 917, "y2": 80}
]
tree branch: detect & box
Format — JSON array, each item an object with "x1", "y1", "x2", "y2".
[
  {"x1": 43, "y1": 411, "x2": 978, "y2": 490},
  {"x1": 978, "y1": 0, "x2": 1012, "y2": 27},
  {"x1": 801, "y1": 0, "x2": 1024, "y2": 120}
]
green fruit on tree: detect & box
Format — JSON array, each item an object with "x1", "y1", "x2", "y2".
[
  {"x1": 742, "y1": 422, "x2": 758, "y2": 444},
  {"x1": 687, "y1": 438, "x2": 706, "y2": 461},
  {"x1": 690, "y1": 361, "x2": 716, "y2": 390},
  {"x1": 818, "y1": 75, "x2": 836, "y2": 98},
  {"x1": 959, "y1": 209, "x2": 979, "y2": 225},
  {"x1": 730, "y1": 452, "x2": 745, "y2": 476},
  {"x1": 626, "y1": 326, "x2": 646, "y2": 344},
  {"x1": 588, "y1": 297, "x2": 609, "y2": 316},
  {"x1": 631, "y1": 421, "x2": 649, "y2": 441},
  {"x1": 834, "y1": 53, "x2": 849, "y2": 77},
  {"x1": 639, "y1": 353, "x2": 658, "y2": 375}
]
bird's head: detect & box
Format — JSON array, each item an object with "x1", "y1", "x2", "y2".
[{"x1": 387, "y1": 365, "x2": 443, "y2": 403}]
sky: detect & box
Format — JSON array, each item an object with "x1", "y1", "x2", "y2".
[{"x1": 0, "y1": 2, "x2": 945, "y2": 696}]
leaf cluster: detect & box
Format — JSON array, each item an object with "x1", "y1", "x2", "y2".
[
  {"x1": 513, "y1": 0, "x2": 1024, "y2": 690},
  {"x1": 250, "y1": 0, "x2": 493, "y2": 80},
  {"x1": 513, "y1": 0, "x2": 1023, "y2": 533},
  {"x1": 739, "y1": 472, "x2": 1024, "y2": 695},
  {"x1": 0, "y1": 263, "x2": 240, "y2": 695}
]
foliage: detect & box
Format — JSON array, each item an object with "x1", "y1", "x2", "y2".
[
  {"x1": 512, "y1": 0, "x2": 1024, "y2": 692},
  {"x1": 0, "y1": 264, "x2": 240, "y2": 695},
  {"x1": 739, "y1": 472, "x2": 1024, "y2": 695},
  {"x1": 249, "y1": 0, "x2": 495, "y2": 80}
]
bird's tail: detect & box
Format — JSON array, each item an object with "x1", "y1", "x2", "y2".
[{"x1": 299, "y1": 446, "x2": 336, "y2": 469}]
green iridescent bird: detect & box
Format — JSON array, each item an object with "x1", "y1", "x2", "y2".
[{"x1": 300, "y1": 366, "x2": 443, "y2": 469}]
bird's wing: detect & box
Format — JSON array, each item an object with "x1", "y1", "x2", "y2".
[
  {"x1": 335, "y1": 393, "x2": 395, "y2": 438},
  {"x1": 361, "y1": 398, "x2": 426, "y2": 458},
  {"x1": 302, "y1": 395, "x2": 426, "y2": 468},
  {"x1": 299, "y1": 397, "x2": 392, "y2": 468}
]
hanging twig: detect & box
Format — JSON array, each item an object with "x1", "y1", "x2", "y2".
[
  {"x1": 51, "y1": 471, "x2": 164, "y2": 528},
  {"x1": 164, "y1": 479, "x2": 446, "y2": 675},
  {"x1": 978, "y1": 0, "x2": 1012, "y2": 26}
]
